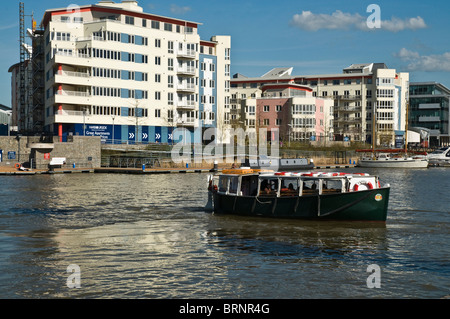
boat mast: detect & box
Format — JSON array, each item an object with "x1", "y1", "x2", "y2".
[
  {"x1": 404, "y1": 98, "x2": 409, "y2": 155},
  {"x1": 372, "y1": 99, "x2": 376, "y2": 158}
]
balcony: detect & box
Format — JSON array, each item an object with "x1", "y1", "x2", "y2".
[
  {"x1": 177, "y1": 49, "x2": 196, "y2": 59},
  {"x1": 176, "y1": 83, "x2": 196, "y2": 93},
  {"x1": 54, "y1": 70, "x2": 91, "y2": 86},
  {"x1": 334, "y1": 95, "x2": 362, "y2": 101},
  {"x1": 53, "y1": 109, "x2": 89, "y2": 124},
  {"x1": 53, "y1": 90, "x2": 92, "y2": 105},
  {"x1": 177, "y1": 100, "x2": 196, "y2": 110},
  {"x1": 53, "y1": 51, "x2": 92, "y2": 67},
  {"x1": 176, "y1": 66, "x2": 196, "y2": 76},
  {"x1": 177, "y1": 118, "x2": 196, "y2": 127},
  {"x1": 335, "y1": 105, "x2": 362, "y2": 112}
]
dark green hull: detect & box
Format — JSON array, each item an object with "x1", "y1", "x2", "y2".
[{"x1": 213, "y1": 187, "x2": 390, "y2": 222}]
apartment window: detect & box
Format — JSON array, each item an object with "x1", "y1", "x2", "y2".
[
  {"x1": 155, "y1": 74, "x2": 161, "y2": 83},
  {"x1": 155, "y1": 39, "x2": 161, "y2": 48},
  {"x1": 168, "y1": 41, "x2": 174, "y2": 54},
  {"x1": 185, "y1": 27, "x2": 193, "y2": 34},
  {"x1": 155, "y1": 91, "x2": 161, "y2": 100},
  {"x1": 56, "y1": 32, "x2": 71, "y2": 41},
  {"x1": 225, "y1": 48, "x2": 230, "y2": 60},
  {"x1": 168, "y1": 93, "x2": 174, "y2": 105},
  {"x1": 276, "y1": 105, "x2": 282, "y2": 112},
  {"x1": 155, "y1": 109, "x2": 161, "y2": 118},
  {"x1": 151, "y1": 20, "x2": 160, "y2": 29},
  {"x1": 168, "y1": 58, "x2": 174, "y2": 70},
  {"x1": 60, "y1": 16, "x2": 69, "y2": 23},
  {"x1": 263, "y1": 105, "x2": 269, "y2": 112},
  {"x1": 168, "y1": 75, "x2": 174, "y2": 88},
  {"x1": 155, "y1": 56, "x2": 161, "y2": 65},
  {"x1": 142, "y1": 19, "x2": 147, "y2": 27},
  {"x1": 164, "y1": 23, "x2": 172, "y2": 31},
  {"x1": 276, "y1": 119, "x2": 282, "y2": 126},
  {"x1": 125, "y1": 16, "x2": 135, "y2": 25},
  {"x1": 263, "y1": 119, "x2": 270, "y2": 126}
]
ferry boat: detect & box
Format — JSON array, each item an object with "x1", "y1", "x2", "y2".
[{"x1": 206, "y1": 168, "x2": 390, "y2": 222}]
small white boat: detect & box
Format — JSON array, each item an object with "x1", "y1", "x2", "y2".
[
  {"x1": 427, "y1": 147, "x2": 450, "y2": 167},
  {"x1": 356, "y1": 150, "x2": 428, "y2": 168}
]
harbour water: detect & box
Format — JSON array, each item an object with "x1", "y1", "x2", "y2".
[{"x1": 0, "y1": 167, "x2": 449, "y2": 299}]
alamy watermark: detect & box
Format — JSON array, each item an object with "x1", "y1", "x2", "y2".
[
  {"x1": 366, "y1": 4, "x2": 381, "y2": 29},
  {"x1": 170, "y1": 127, "x2": 280, "y2": 169},
  {"x1": 67, "y1": 264, "x2": 81, "y2": 289},
  {"x1": 366, "y1": 264, "x2": 381, "y2": 288}
]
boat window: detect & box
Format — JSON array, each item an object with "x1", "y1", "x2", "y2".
[
  {"x1": 241, "y1": 175, "x2": 258, "y2": 196},
  {"x1": 259, "y1": 178, "x2": 278, "y2": 196},
  {"x1": 218, "y1": 176, "x2": 229, "y2": 193},
  {"x1": 301, "y1": 179, "x2": 319, "y2": 196},
  {"x1": 229, "y1": 176, "x2": 239, "y2": 194},
  {"x1": 280, "y1": 178, "x2": 299, "y2": 196},
  {"x1": 321, "y1": 179, "x2": 343, "y2": 194}
]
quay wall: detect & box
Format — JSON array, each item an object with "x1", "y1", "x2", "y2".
[{"x1": 0, "y1": 136, "x2": 101, "y2": 169}]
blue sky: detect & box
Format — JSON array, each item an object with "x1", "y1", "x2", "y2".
[{"x1": 1, "y1": 0, "x2": 449, "y2": 107}]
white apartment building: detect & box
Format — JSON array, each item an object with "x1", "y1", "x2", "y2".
[
  {"x1": 39, "y1": 0, "x2": 230, "y2": 143},
  {"x1": 231, "y1": 64, "x2": 409, "y2": 146}
]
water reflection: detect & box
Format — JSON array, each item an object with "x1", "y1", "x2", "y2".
[{"x1": 0, "y1": 169, "x2": 449, "y2": 298}]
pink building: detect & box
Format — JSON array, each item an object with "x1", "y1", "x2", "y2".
[{"x1": 256, "y1": 83, "x2": 333, "y2": 142}]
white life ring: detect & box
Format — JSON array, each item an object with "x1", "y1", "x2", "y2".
[{"x1": 353, "y1": 182, "x2": 374, "y2": 191}]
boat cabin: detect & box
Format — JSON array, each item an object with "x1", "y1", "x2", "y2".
[{"x1": 213, "y1": 171, "x2": 379, "y2": 198}]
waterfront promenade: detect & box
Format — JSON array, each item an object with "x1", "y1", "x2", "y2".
[{"x1": 0, "y1": 163, "x2": 355, "y2": 175}]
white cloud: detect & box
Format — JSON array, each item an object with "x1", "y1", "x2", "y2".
[
  {"x1": 290, "y1": 10, "x2": 365, "y2": 31},
  {"x1": 382, "y1": 16, "x2": 427, "y2": 32},
  {"x1": 170, "y1": 4, "x2": 191, "y2": 15},
  {"x1": 395, "y1": 48, "x2": 450, "y2": 72},
  {"x1": 290, "y1": 10, "x2": 427, "y2": 32}
]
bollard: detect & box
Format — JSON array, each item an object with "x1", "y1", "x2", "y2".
[
  {"x1": 349, "y1": 159, "x2": 352, "y2": 164},
  {"x1": 186, "y1": 163, "x2": 189, "y2": 168},
  {"x1": 73, "y1": 163, "x2": 76, "y2": 169},
  {"x1": 142, "y1": 164, "x2": 145, "y2": 171}
]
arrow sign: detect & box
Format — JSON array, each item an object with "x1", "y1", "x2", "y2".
[
  {"x1": 142, "y1": 133, "x2": 148, "y2": 139},
  {"x1": 129, "y1": 133, "x2": 135, "y2": 139},
  {"x1": 155, "y1": 133, "x2": 161, "y2": 140}
]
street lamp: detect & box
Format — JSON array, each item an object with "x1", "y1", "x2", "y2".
[
  {"x1": 288, "y1": 124, "x2": 293, "y2": 147},
  {"x1": 112, "y1": 115, "x2": 115, "y2": 144}
]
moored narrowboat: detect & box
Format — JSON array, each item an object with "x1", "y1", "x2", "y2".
[{"x1": 206, "y1": 169, "x2": 390, "y2": 222}]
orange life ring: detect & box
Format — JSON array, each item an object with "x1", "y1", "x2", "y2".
[
  {"x1": 353, "y1": 182, "x2": 373, "y2": 191},
  {"x1": 14, "y1": 163, "x2": 21, "y2": 169}
]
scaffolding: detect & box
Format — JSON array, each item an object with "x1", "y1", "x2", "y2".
[
  {"x1": 18, "y1": 2, "x2": 45, "y2": 135},
  {"x1": 18, "y1": 2, "x2": 26, "y2": 132}
]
